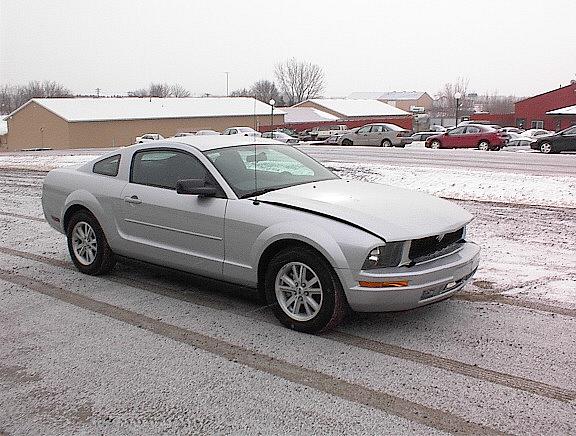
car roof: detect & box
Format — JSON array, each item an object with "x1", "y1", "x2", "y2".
[{"x1": 160, "y1": 135, "x2": 281, "y2": 151}]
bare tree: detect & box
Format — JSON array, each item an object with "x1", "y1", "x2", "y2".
[
  {"x1": 477, "y1": 93, "x2": 519, "y2": 113},
  {"x1": 229, "y1": 88, "x2": 252, "y2": 97},
  {"x1": 250, "y1": 80, "x2": 282, "y2": 104},
  {"x1": 169, "y1": 83, "x2": 191, "y2": 97},
  {"x1": 128, "y1": 82, "x2": 190, "y2": 98},
  {"x1": 0, "y1": 80, "x2": 72, "y2": 113},
  {"x1": 432, "y1": 78, "x2": 471, "y2": 117},
  {"x1": 274, "y1": 58, "x2": 324, "y2": 105}
]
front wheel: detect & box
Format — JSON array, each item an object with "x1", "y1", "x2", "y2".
[
  {"x1": 381, "y1": 139, "x2": 392, "y2": 147},
  {"x1": 341, "y1": 138, "x2": 353, "y2": 146},
  {"x1": 430, "y1": 140, "x2": 441, "y2": 149},
  {"x1": 265, "y1": 247, "x2": 347, "y2": 333},
  {"x1": 66, "y1": 210, "x2": 115, "y2": 275}
]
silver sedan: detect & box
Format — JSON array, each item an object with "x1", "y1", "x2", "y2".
[
  {"x1": 337, "y1": 123, "x2": 413, "y2": 147},
  {"x1": 42, "y1": 136, "x2": 479, "y2": 333}
]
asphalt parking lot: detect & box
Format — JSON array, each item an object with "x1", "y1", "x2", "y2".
[{"x1": 1, "y1": 163, "x2": 575, "y2": 435}]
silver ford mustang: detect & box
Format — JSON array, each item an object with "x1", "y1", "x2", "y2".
[{"x1": 42, "y1": 136, "x2": 480, "y2": 333}]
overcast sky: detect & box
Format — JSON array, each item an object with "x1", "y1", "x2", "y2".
[{"x1": 1, "y1": 0, "x2": 575, "y2": 99}]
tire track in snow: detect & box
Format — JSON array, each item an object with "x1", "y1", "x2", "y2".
[{"x1": 1, "y1": 245, "x2": 575, "y2": 404}]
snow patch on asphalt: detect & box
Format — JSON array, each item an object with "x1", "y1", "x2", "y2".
[
  {"x1": 330, "y1": 162, "x2": 576, "y2": 208},
  {"x1": 0, "y1": 154, "x2": 100, "y2": 171}
]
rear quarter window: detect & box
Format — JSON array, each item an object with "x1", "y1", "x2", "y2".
[{"x1": 93, "y1": 154, "x2": 121, "y2": 177}]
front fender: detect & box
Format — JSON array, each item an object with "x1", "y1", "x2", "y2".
[{"x1": 252, "y1": 221, "x2": 350, "y2": 271}]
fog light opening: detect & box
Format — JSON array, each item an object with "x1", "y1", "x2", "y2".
[{"x1": 359, "y1": 280, "x2": 409, "y2": 288}]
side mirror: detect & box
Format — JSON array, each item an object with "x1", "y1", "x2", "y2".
[{"x1": 176, "y1": 178, "x2": 217, "y2": 197}]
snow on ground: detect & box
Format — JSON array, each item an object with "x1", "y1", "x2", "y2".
[
  {"x1": 0, "y1": 153, "x2": 100, "y2": 171},
  {"x1": 330, "y1": 162, "x2": 576, "y2": 208}
]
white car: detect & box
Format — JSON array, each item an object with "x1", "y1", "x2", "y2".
[
  {"x1": 310, "y1": 125, "x2": 349, "y2": 141},
  {"x1": 261, "y1": 131, "x2": 299, "y2": 144},
  {"x1": 223, "y1": 127, "x2": 262, "y2": 137},
  {"x1": 136, "y1": 133, "x2": 164, "y2": 143},
  {"x1": 521, "y1": 129, "x2": 553, "y2": 139},
  {"x1": 196, "y1": 130, "x2": 220, "y2": 136}
]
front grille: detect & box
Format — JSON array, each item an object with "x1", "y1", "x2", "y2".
[{"x1": 409, "y1": 227, "x2": 465, "y2": 263}]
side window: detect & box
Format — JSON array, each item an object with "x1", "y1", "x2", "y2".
[
  {"x1": 93, "y1": 154, "x2": 121, "y2": 177},
  {"x1": 370, "y1": 125, "x2": 384, "y2": 133},
  {"x1": 531, "y1": 120, "x2": 544, "y2": 129},
  {"x1": 564, "y1": 127, "x2": 576, "y2": 135},
  {"x1": 357, "y1": 126, "x2": 371, "y2": 134},
  {"x1": 131, "y1": 149, "x2": 207, "y2": 190},
  {"x1": 449, "y1": 127, "x2": 466, "y2": 135},
  {"x1": 465, "y1": 126, "x2": 480, "y2": 134}
]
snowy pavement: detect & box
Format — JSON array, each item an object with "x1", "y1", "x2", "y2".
[{"x1": 1, "y1": 149, "x2": 575, "y2": 434}]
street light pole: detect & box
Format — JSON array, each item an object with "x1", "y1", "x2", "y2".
[
  {"x1": 224, "y1": 72, "x2": 229, "y2": 97},
  {"x1": 454, "y1": 92, "x2": 462, "y2": 127},
  {"x1": 269, "y1": 99, "x2": 275, "y2": 133}
]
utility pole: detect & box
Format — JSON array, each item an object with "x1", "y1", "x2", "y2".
[
  {"x1": 95, "y1": 88, "x2": 101, "y2": 98},
  {"x1": 224, "y1": 72, "x2": 229, "y2": 97}
]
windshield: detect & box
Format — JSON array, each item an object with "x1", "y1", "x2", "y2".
[{"x1": 204, "y1": 144, "x2": 338, "y2": 198}]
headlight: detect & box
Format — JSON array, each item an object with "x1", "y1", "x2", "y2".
[{"x1": 362, "y1": 242, "x2": 405, "y2": 269}]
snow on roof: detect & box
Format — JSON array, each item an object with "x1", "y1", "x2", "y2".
[
  {"x1": 547, "y1": 105, "x2": 576, "y2": 115},
  {"x1": 348, "y1": 91, "x2": 427, "y2": 101},
  {"x1": 5, "y1": 97, "x2": 284, "y2": 122},
  {"x1": 298, "y1": 99, "x2": 410, "y2": 117},
  {"x1": 281, "y1": 107, "x2": 340, "y2": 123},
  {"x1": 0, "y1": 119, "x2": 7, "y2": 135}
]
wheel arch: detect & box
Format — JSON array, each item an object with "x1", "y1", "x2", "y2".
[{"x1": 62, "y1": 190, "x2": 110, "y2": 236}]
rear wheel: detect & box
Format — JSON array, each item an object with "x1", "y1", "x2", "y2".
[
  {"x1": 381, "y1": 139, "x2": 392, "y2": 147},
  {"x1": 265, "y1": 247, "x2": 347, "y2": 333},
  {"x1": 66, "y1": 210, "x2": 115, "y2": 275},
  {"x1": 540, "y1": 142, "x2": 553, "y2": 154},
  {"x1": 430, "y1": 139, "x2": 442, "y2": 149},
  {"x1": 341, "y1": 138, "x2": 353, "y2": 146},
  {"x1": 478, "y1": 141, "x2": 490, "y2": 151}
]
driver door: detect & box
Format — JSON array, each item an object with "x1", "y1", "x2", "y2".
[
  {"x1": 116, "y1": 148, "x2": 226, "y2": 278},
  {"x1": 355, "y1": 126, "x2": 372, "y2": 145},
  {"x1": 444, "y1": 126, "x2": 466, "y2": 148}
]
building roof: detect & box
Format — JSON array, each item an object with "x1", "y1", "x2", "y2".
[
  {"x1": 296, "y1": 99, "x2": 409, "y2": 117},
  {"x1": 515, "y1": 83, "x2": 576, "y2": 105},
  {"x1": 547, "y1": 104, "x2": 576, "y2": 115},
  {"x1": 281, "y1": 107, "x2": 340, "y2": 123},
  {"x1": 4, "y1": 97, "x2": 284, "y2": 122},
  {"x1": 348, "y1": 91, "x2": 428, "y2": 101}
]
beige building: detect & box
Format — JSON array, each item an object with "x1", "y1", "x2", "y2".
[
  {"x1": 293, "y1": 98, "x2": 410, "y2": 119},
  {"x1": 4, "y1": 97, "x2": 285, "y2": 151},
  {"x1": 348, "y1": 91, "x2": 434, "y2": 112}
]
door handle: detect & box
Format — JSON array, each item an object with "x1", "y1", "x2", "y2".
[{"x1": 124, "y1": 195, "x2": 142, "y2": 204}]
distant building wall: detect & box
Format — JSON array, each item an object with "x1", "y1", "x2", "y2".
[
  {"x1": 515, "y1": 83, "x2": 576, "y2": 130},
  {"x1": 6, "y1": 102, "x2": 70, "y2": 150},
  {"x1": 470, "y1": 113, "x2": 515, "y2": 126},
  {"x1": 383, "y1": 94, "x2": 434, "y2": 112}
]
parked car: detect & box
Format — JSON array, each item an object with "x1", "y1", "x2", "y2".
[
  {"x1": 425, "y1": 125, "x2": 508, "y2": 151},
  {"x1": 174, "y1": 132, "x2": 196, "y2": 137},
  {"x1": 501, "y1": 127, "x2": 524, "y2": 134},
  {"x1": 310, "y1": 125, "x2": 349, "y2": 141},
  {"x1": 337, "y1": 123, "x2": 413, "y2": 147},
  {"x1": 261, "y1": 131, "x2": 299, "y2": 144},
  {"x1": 42, "y1": 136, "x2": 479, "y2": 333},
  {"x1": 429, "y1": 125, "x2": 447, "y2": 132},
  {"x1": 506, "y1": 132, "x2": 536, "y2": 147},
  {"x1": 223, "y1": 127, "x2": 262, "y2": 137},
  {"x1": 135, "y1": 133, "x2": 164, "y2": 143},
  {"x1": 410, "y1": 132, "x2": 442, "y2": 141},
  {"x1": 521, "y1": 128, "x2": 553, "y2": 139},
  {"x1": 530, "y1": 125, "x2": 576, "y2": 153},
  {"x1": 196, "y1": 130, "x2": 220, "y2": 136}
]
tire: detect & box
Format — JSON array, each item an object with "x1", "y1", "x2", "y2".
[
  {"x1": 341, "y1": 138, "x2": 353, "y2": 146},
  {"x1": 478, "y1": 141, "x2": 490, "y2": 151},
  {"x1": 66, "y1": 210, "x2": 115, "y2": 275},
  {"x1": 264, "y1": 246, "x2": 348, "y2": 333},
  {"x1": 430, "y1": 140, "x2": 442, "y2": 149},
  {"x1": 540, "y1": 142, "x2": 553, "y2": 154},
  {"x1": 381, "y1": 139, "x2": 392, "y2": 147}
]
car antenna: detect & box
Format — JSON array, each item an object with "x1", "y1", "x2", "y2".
[{"x1": 252, "y1": 96, "x2": 259, "y2": 205}]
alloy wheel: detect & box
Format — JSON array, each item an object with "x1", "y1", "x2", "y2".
[
  {"x1": 71, "y1": 221, "x2": 98, "y2": 265},
  {"x1": 275, "y1": 262, "x2": 323, "y2": 322},
  {"x1": 540, "y1": 142, "x2": 552, "y2": 154}
]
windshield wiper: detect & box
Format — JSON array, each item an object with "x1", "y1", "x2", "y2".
[{"x1": 240, "y1": 187, "x2": 278, "y2": 199}]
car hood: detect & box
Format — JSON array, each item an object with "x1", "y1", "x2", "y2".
[{"x1": 258, "y1": 179, "x2": 472, "y2": 241}]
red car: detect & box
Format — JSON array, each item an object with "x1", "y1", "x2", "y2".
[{"x1": 425, "y1": 125, "x2": 508, "y2": 151}]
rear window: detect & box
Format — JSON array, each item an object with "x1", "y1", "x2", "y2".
[{"x1": 93, "y1": 154, "x2": 120, "y2": 177}]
